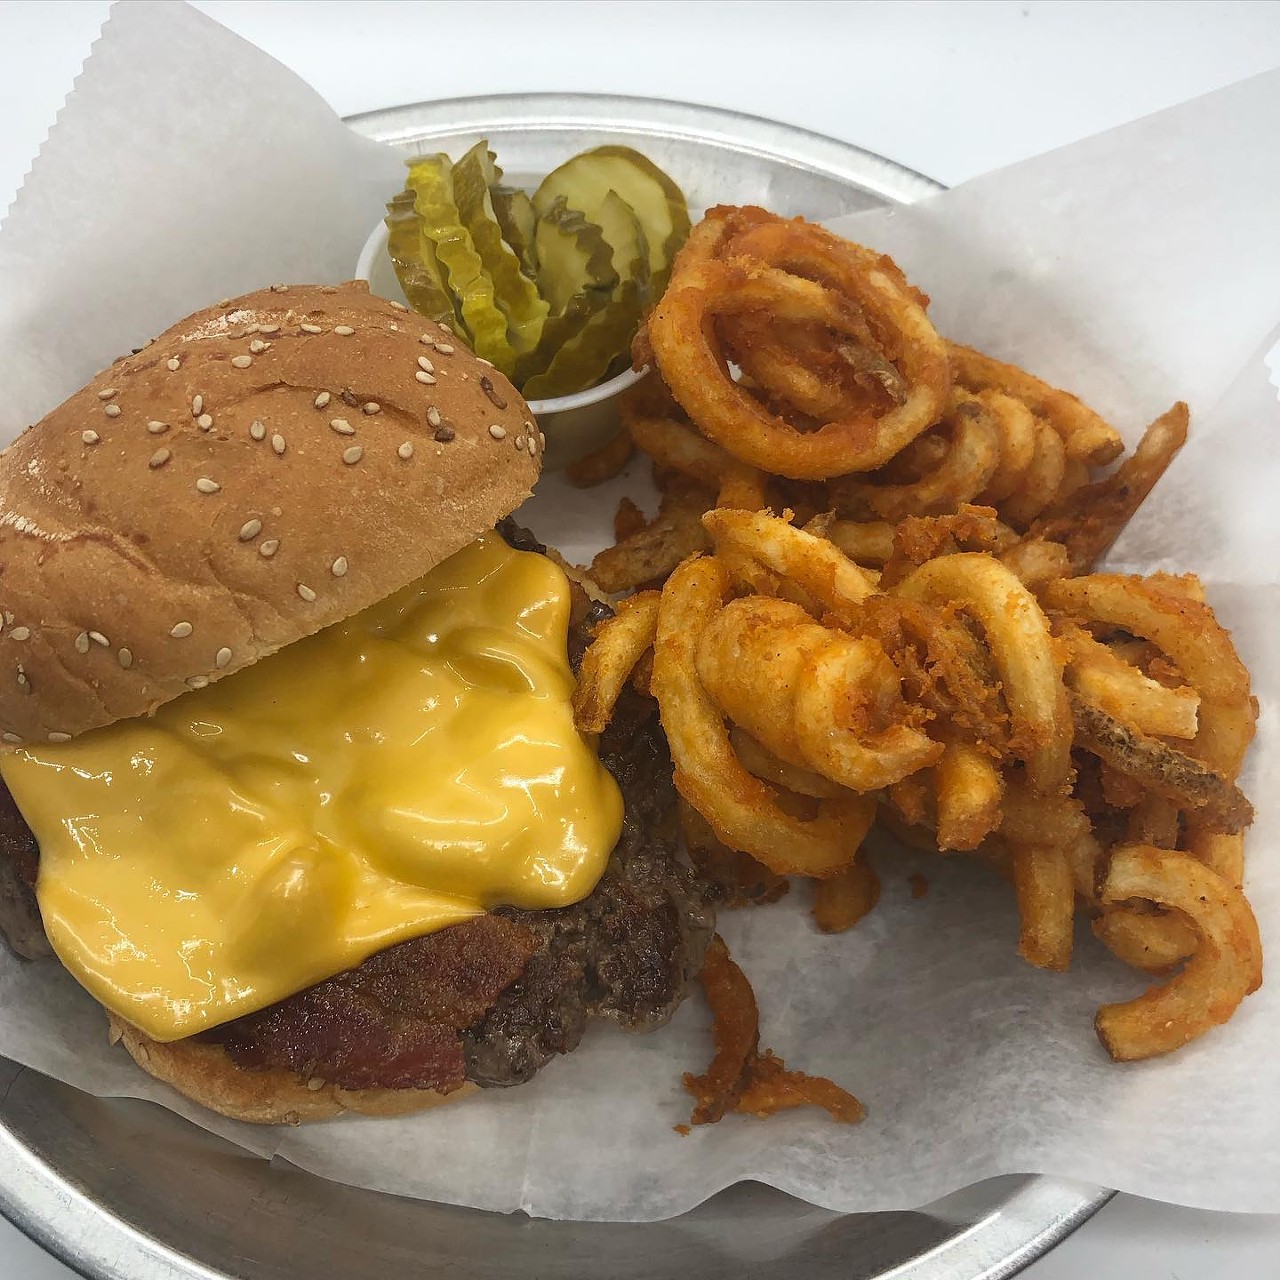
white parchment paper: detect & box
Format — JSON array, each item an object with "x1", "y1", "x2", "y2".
[{"x1": 1, "y1": 0, "x2": 1279, "y2": 1220}]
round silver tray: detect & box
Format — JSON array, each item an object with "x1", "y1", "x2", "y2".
[{"x1": 0, "y1": 94, "x2": 1111, "y2": 1279}]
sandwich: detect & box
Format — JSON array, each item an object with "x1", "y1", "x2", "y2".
[{"x1": 0, "y1": 281, "x2": 713, "y2": 1123}]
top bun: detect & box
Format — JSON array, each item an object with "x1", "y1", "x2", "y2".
[{"x1": 0, "y1": 282, "x2": 541, "y2": 745}]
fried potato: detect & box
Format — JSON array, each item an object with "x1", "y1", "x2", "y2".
[
  {"x1": 893, "y1": 553, "x2": 1072, "y2": 792},
  {"x1": 812, "y1": 857, "x2": 881, "y2": 934},
  {"x1": 1012, "y1": 843, "x2": 1075, "y2": 971},
  {"x1": 653, "y1": 555, "x2": 874, "y2": 876},
  {"x1": 572, "y1": 591, "x2": 660, "y2": 735},
  {"x1": 1095, "y1": 846, "x2": 1262, "y2": 1060},
  {"x1": 1059, "y1": 621, "x2": 1200, "y2": 740},
  {"x1": 565, "y1": 427, "x2": 634, "y2": 487},
  {"x1": 934, "y1": 742, "x2": 1003, "y2": 851},
  {"x1": 696, "y1": 595, "x2": 940, "y2": 792}
]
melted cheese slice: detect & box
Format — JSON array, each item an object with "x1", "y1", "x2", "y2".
[{"x1": 1, "y1": 534, "x2": 623, "y2": 1042}]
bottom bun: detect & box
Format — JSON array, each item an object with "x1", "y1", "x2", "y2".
[{"x1": 109, "y1": 1014, "x2": 476, "y2": 1125}]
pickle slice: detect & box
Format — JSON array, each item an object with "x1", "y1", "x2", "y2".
[
  {"x1": 532, "y1": 197, "x2": 617, "y2": 312},
  {"x1": 451, "y1": 142, "x2": 548, "y2": 357},
  {"x1": 532, "y1": 145, "x2": 690, "y2": 298},
  {"x1": 491, "y1": 185, "x2": 539, "y2": 277},
  {"x1": 523, "y1": 191, "x2": 648, "y2": 399},
  {"x1": 405, "y1": 153, "x2": 515, "y2": 372},
  {"x1": 515, "y1": 198, "x2": 619, "y2": 388},
  {"x1": 384, "y1": 191, "x2": 457, "y2": 328}
]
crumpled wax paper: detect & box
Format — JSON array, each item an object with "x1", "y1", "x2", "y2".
[{"x1": 1, "y1": 0, "x2": 1279, "y2": 1221}]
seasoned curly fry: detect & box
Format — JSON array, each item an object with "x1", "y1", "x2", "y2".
[
  {"x1": 1095, "y1": 846, "x2": 1262, "y2": 1061},
  {"x1": 571, "y1": 592, "x2": 660, "y2": 735},
  {"x1": 653, "y1": 555, "x2": 874, "y2": 876}
]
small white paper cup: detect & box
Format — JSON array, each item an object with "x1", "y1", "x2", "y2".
[{"x1": 356, "y1": 220, "x2": 644, "y2": 469}]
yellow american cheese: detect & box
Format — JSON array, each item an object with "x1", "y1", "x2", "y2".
[{"x1": 1, "y1": 533, "x2": 622, "y2": 1042}]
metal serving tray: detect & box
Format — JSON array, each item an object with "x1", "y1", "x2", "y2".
[{"x1": 0, "y1": 93, "x2": 1110, "y2": 1280}]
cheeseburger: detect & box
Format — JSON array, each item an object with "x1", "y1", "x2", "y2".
[{"x1": 0, "y1": 282, "x2": 712, "y2": 1123}]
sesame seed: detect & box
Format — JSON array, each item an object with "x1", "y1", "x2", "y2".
[
  {"x1": 187, "y1": 675, "x2": 209, "y2": 689},
  {"x1": 147, "y1": 420, "x2": 169, "y2": 434},
  {"x1": 196, "y1": 478, "x2": 221, "y2": 494},
  {"x1": 415, "y1": 370, "x2": 437, "y2": 385},
  {"x1": 216, "y1": 646, "x2": 233, "y2": 669},
  {"x1": 48, "y1": 732, "x2": 71, "y2": 744},
  {"x1": 197, "y1": 413, "x2": 214, "y2": 430},
  {"x1": 397, "y1": 441, "x2": 414, "y2": 460},
  {"x1": 269, "y1": 284, "x2": 288, "y2": 294},
  {"x1": 434, "y1": 342, "x2": 454, "y2": 355},
  {"x1": 98, "y1": 388, "x2": 117, "y2": 401},
  {"x1": 419, "y1": 334, "x2": 434, "y2": 344},
  {"x1": 307, "y1": 1077, "x2": 325, "y2": 1091},
  {"x1": 244, "y1": 324, "x2": 260, "y2": 335},
  {"x1": 329, "y1": 418, "x2": 355, "y2": 435},
  {"x1": 297, "y1": 583, "x2": 317, "y2": 602},
  {"x1": 342, "y1": 445, "x2": 364, "y2": 464},
  {"x1": 75, "y1": 632, "x2": 90, "y2": 654},
  {"x1": 9, "y1": 627, "x2": 29, "y2": 642},
  {"x1": 426, "y1": 406, "x2": 442, "y2": 427},
  {"x1": 2, "y1": 732, "x2": 20, "y2": 744},
  {"x1": 231, "y1": 355, "x2": 253, "y2": 369},
  {"x1": 417, "y1": 356, "x2": 435, "y2": 374},
  {"x1": 538, "y1": 431, "x2": 546, "y2": 449},
  {"x1": 238, "y1": 518, "x2": 262, "y2": 541},
  {"x1": 433, "y1": 424, "x2": 455, "y2": 443},
  {"x1": 515, "y1": 434, "x2": 526, "y2": 451},
  {"x1": 334, "y1": 325, "x2": 355, "y2": 336},
  {"x1": 300, "y1": 323, "x2": 323, "y2": 334},
  {"x1": 340, "y1": 389, "x2": 361, "y2": 407},
  {"x1": 259, "y1": 324, "x2": 280, "y2": 334},
  {"x1": 488, "y1": 424, "x2": 508, "y2": 440},
  {"x1": 527, "y1": 435, "x2": 538, "y2": 457},
  {"x1": 103, "y1": 403, "x2": 122, "y2": 418},
  {"x1": 260, "y1": 539, "x2": 280, "y2": 558},
  {"x1": 166, "y1": 357, "x2": 181, "y2": 372},
  {"x1": 16, "y1": 669, "x2": 29, "y2": 693},
  {"x1": 148, "y1": 446, "x2": 171, "y2": 469},
  {"x1": 250, "y1": 420, "x2": 267, "y2": 441},
  {"x1": 389, "y1": 300, "x2": 408, "y2": 311},
  {"x1": 81, "y1": 430, "x2": 100, "y2": 445},
  {"x1": 192, "y1": 395, "x2": 203, "y2": 416},
  {"x1": 89, "y1": 631, "x2": 109, "y2": 647},
  {"x1": 170, "y1": 622, "x2": 193, "y2": 638},
  {"x1": 118, "y1": 648, "x2": 133, "y2": 669},
  {"x1": 314, "y1": 391, "x2": 331, "y2": 409},
  {"x1": 331, "y1": 556, "x2": 349, "y2": 577},
  {"x1": 439, "y1": 323, "x2": 454, "y2": 335},
  {"x1": 249, "y1": 339, "x2": 270, "y2": 354},
  {"x1": 362, "y1": 402, "x2": 380, "y2": 415},
  {"x1": 271, "y1": 434, "x2": 286, "y2": 455},
  {"x1": 477, "y1": 358, "x2": 494, "y2": 368}
]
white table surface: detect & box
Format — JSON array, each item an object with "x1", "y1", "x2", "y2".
[{"x1": 2, "y1": 1, "x2": 1280, "y2": 1276}]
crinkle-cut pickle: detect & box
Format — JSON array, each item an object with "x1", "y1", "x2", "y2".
[
  {"x1": 532, "y1": 145, "x2": 690, "y2": 297},
  {"x1": 405, "y1": 153, "x2": 517, "y2": 373},
  {"x1": 384, "y1": 191, "x2": 457, "y2": 329},
  {"x1": 388, "y1": 141, "x2": 689, "y2": 396},
  {"x1": 524, "y1": 193, "x2": 649, "y2": 400},
  {"x1": 491, "y1": 185, "x2": 539, "y2": 278},
  {"x1": 451, "y1": 142, "x2": 548, "y2": 357}
]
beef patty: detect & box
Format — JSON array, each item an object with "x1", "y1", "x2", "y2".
[{"x1": 0, "y1": 527, "x2": 715, "y2": 1095}]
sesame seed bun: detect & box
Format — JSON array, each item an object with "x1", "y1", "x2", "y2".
[
  {"x1": 109, "y1": 1015, "x2": 475, "y2": 1125},
  {"x1": 0, "y1": 281, "x2": 541, "y2": 744}
]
